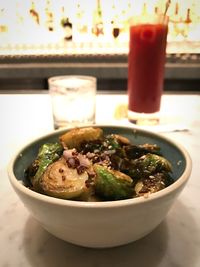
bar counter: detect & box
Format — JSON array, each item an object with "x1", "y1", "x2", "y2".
[
  {"x1": 0, "y1": 90, "x2": 200, "y2": 267},
  {"x1": 1, "y1": 41, "x2": 200, "y2": 91}
]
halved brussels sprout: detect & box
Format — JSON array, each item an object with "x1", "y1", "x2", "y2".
[
  {"x1": 25, "y1": 143, "x2": 63, "y2": 190},
  {"x1": 40, "y1": 157, "x2": 89, "y2": 199},
  {"x1": 59, "y1": 127, "x2": 103, "y2": 150},
  {"x1": 138, "y1": 153, "x2": 172, "y2": 173},
  {"x1": 94, "y1": 164, "x2": 134, "y2": 200}
]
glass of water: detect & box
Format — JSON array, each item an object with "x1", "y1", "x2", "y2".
[{"x1": 48, "y1": 75, "x2": 96, "y2": 129}]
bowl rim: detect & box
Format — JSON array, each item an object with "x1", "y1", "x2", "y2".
[{"x1": 7, "y1": 124, "x2": 192, "y2": 209}]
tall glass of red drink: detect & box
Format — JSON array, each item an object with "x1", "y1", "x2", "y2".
[{"x1": 127, "y1": 14, "x2": 168, "y2": 125}]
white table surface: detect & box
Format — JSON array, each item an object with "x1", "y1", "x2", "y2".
[{"x1": 0, "y1": 91, "x2": 200, "y2": 267}]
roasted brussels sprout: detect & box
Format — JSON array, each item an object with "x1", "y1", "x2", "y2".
[
  {"x1": 136, "y1": 153, "x2": 172, "y2": 173},
  {"x1": 94, "y1": 164, "x2": 134, "y2": 200},
  {"x1": 119, "y1": 153, "x2": 172, "y2": 180},
  {"x1": 40, "y1": 157, "x2": 89, "y2": 199},
  {"x1": 25, "y1": 143, "x2": 63, "y2": 190},
  {"x1": 59, "y1": 127, "x2": 103, "y2": 150}
]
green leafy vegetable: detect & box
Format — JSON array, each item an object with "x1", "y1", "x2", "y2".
[{"x1": 94, "y1": 164, "x2": 134, "y2": 200}]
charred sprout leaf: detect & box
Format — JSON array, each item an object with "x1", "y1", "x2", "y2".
[
  {"x1": 124, "y1": 144, "x2": 161, "y2": 160},
  {"x1": 134, "y1": 172, "x2": 174, "y2": 197},
  {"x1": 104, "y1": 134, "x2": 130, "y2": 150},
  {"x1": 94, "y1": 164, "x2": 134, "y2": 200},
  {"x1": 104, "y1": 135, "x2": 121, "y2": 150},
  {"x1": 80, "y1": 139, "x2": 103, "y2": 154},
  {"x1": 40, "y1": 157, "x2": 89, "y2": 200},
  {"x1": 110, "y1": 153, "x2": 124, "y2": 170},
  {"x1": 80, "y1": 135, "x2": 122, "y2": 154},
  {"x1": 25, "y1": 143, "x2": 63, "y2": 190},
  {"x1": 80, "y1": 134, "x2": 129, "y2": 154}
]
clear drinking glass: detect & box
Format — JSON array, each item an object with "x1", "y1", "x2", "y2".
[
  {"x1": 127, "y1": 14, "x2": 168, "y2": 125},
  {"x1": 48, "y1": 75, "x2": 96, "y2": 129}
]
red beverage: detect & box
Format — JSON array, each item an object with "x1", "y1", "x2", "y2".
[{"x1": 128, "y1": 15, "x2": 168, "y2": 121}]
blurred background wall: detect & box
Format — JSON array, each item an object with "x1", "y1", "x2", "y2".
[{"x1": 0, "y1": 0, "x2": 199, "y2": 91}]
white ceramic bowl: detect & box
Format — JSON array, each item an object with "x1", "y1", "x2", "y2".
[{"x1": 8, "y1": 125, "x2": 192, "y2": 248}]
